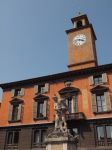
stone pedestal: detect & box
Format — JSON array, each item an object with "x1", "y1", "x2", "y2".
[{"x1": 46, "y1": 131, "x2": 77, "y2": 150}]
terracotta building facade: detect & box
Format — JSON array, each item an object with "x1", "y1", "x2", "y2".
[{"x1": 0, "y1": 14, "x2": 112, "y2": 150}]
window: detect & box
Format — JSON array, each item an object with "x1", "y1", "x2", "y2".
[
  {"x1": 12, "y1": 104, "x2": 19, "y2": 121},
  {"x1": 94, "y1": 75, "x2": 102, "y2": 85},
  {"x1": 33, "y1": 95, "x2": 48, "y2": 120},
  {"x1": 67, "y1": 97, "x2": 72, "y2": 113},
  {"x1": 6, "y1": 130, "x2": 20, "y2": 148},
  {"x1": 34, "y1": 83, "x2": 49, "y2": 94},
  {"x1": 97, "y1": 126, "x2": 104, "y2": 141},
  {"x1": 37, "y1": 101, "x2": 44, "y2": 118},
  {"x1": 38, "y1": 85, "x2": 45, "y2": 94},
  {"x1": 33, "y1": 130, "x2": 39, "y2": 144},
  {"x1": 89, "y1": 73, "x2": 108, "y2": 86},
  {"x1": 96, "y1": 94, "x2": 107, "y2": 112},
  {"x1": 8, "y1": 100, "x2": 23, "y2": 122},
  {"x1": 14, "y1": 89, "x2": 21, "y2": 97},
  {"x1": 92, "y1": 91, "x2": 111, "y2": 113},
  {"x1": 66, "y1": 95, "x2": 78, "y2": 113},
  {"x1": 106, "y1": 126, "x2": 112, "y2": 140},
  {"x1": 58, "y1": 87, "x2": 79, "y2": 114},
  {"x1": 11, "y1": 88, "x2": 24, "y2": 97},
  {"x1": 32, "y1": 129, "x2": 47, "y2": 147},
  {"x1": 77, "y1": 21, "x2": 83, "y2": 28},
  {"x1": 96, "y1": 125, "x2": 112, "y2": 146}
]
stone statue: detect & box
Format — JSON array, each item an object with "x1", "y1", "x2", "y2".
[
  {"x1": 53, "y1": 93, "x2": 67, "y2": 133},
  {"x1": 46, "y1": 93, "x2": 79, "y2": 144}
]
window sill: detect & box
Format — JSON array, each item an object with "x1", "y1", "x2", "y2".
[
  {"x1": 32, "y1": 143, "x2": 46, "y2": 148},
  {"x1": 6, "y1": 145, "x2": 18, "y2": 149},
  {"x1": 8, "y1": 120, "x2": 21, "y2": 123},
  {"x1": 34, "y1": 117, "x2": 48, "y2": 120},
  {"x1": 91, "y1": 82, "x2": 108, "y2": 86},
  {"x1": 94, "y1": 110, "x2": 112, "y2": 115}
]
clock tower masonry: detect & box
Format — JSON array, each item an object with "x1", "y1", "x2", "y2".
[{"x1": 66, "y1": 14, "x2": 98, "y2": 71}]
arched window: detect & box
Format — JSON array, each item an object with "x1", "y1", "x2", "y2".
[{"x1": 77, "y1": 21, "x2": 83, "y2": 28}]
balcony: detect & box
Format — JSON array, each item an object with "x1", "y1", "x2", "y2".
[{"x1": 66, "y1": 112, "x2": 85, "y2": 120}]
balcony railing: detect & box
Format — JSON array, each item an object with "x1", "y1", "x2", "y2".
[{"x1": 66, "y1": 112, "x2": 85, "y2": 120}]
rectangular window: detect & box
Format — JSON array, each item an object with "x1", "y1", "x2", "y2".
[
  {"x1": 11, "y1": 88, "x2": 24, "y2": 97},
  {"x1": 66, "y1": 95, "x2": 78, "y2": 113},
  {"x1": 94, "y1": 75, "x2": 102, "y2": 85},
  {"x1": 33, "y1": 130, "x2": 40, "y2": 145},
  {"x1": 97, "y1": 126, "x2": 104, "y2": 141},
  {"x1": 8, "y1": 103, "x2": 22, "y2": 122},
  {"x1": 33, "y1": 99, "x2": 48, "y2": 120},
  {"x1": 96, "y1": 125, "x2": 112, "y2": 146},
  {"x1": 32, "y1": 129, "x2": 46, "y2": 147},
  {"x1": 12, "y1": 104, "x2": 19, "y2": 121},
  {"x1": 96, "y1": 94, "x2": 107, "y2": 112},
  {"x1": 34, "y1": 83, "x2": 49, "y2": 94},
  {"x1": 106, "y1": 126, "x2": 112, "y2": 140},
  {"x1": 14, "y1": 89, "x2": 21, "y2": 97},
  {"x1": 38, "y1": 85, "x2": 45, "y2": 94},
  {"x1": 67, "y1": 97, "x2": 72, "y2": 113},
  {"x1": 41, "y1": 130, "x2": 46, "y2": 143},
  {"x1": 37, "y1": 101, "x2": 44, "y2": 118},
  {"x1": 6, "y1": 130, "x2": 20, "y2": 148}
]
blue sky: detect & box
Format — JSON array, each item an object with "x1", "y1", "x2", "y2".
[{"x1": 0, "y1": 0, "x2": 112, "y2": 84}]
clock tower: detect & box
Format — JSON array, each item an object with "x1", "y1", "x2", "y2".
[{"x1": 66, "y1": 14, "x2": 98, "y2": 71}]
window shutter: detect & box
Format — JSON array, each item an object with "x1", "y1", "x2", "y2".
[
  {"x1": 44, "y1": 83, "x2": 49, "y2": 93},
  {"x1": 34, "y1": 85, "x2": 38, "y2": 94},
  {"x1": 43, "y1": 100, "x2": 47, "y2": 117},
  {"x1": 33, "y1": 101, "x2": 37, "y2": 119},
  {"x1": 73, "y1": 95, "x2": 78, "y2": 113},
  {"x1": 11, "y1": 89, "x2": 15, "y2": 98},
  {"x1": 20, "y1": 88, "x2": 24, "y2": 96},
  {"x1": 47, "y1": 103, "x2": 50, "y2": 118},
  {"x1": 8, "y1": 104, "x2": 13, "y2": 121},
  {"x1": 104, "y1": 92, "x2": 111, "y2": 111},
  {"x1": 17, "y1": 104, "x2": 22, "y2": 121},
  {"x1": 89, "y1": 76, "x2": 94, "y2": 85},
  {"x1": 72, "y1": 97, "x2": 75, "y2": 113},
  {"x1": 92, "y1": 94, "x2": 97, "y2": 113},
  {"x1": 102, "y1": 73, "x2": 108, "y2": 83}
]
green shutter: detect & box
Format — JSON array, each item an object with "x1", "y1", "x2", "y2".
[
  {"x1": 92, "y1": 94, "x2": 97, "y2": 113},
  {"x1": 8, "y1": 104, "x2": 13, "y2": 121},
  {"x1": 104, "y1": 92, "x2": 111, "y2": 111},
  {"x1": 33, "y1": 101, "x2": 37, "y2": 119}
]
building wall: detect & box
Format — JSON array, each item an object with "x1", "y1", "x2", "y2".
[
  {"x1": 0, "y1": 71, "x2": 112, "y2": 127},
  {"x1": 0, "y1": 120, "x2": 112, "y2": 150}
]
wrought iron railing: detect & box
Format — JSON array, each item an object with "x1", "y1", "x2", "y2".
[{"x1": 66, "y1": 112, "x2": 85, "y2": 120}]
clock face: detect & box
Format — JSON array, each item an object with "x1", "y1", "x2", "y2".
[{"x1": 73, "y1": 34, "x2": 86, "y2": 46}]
